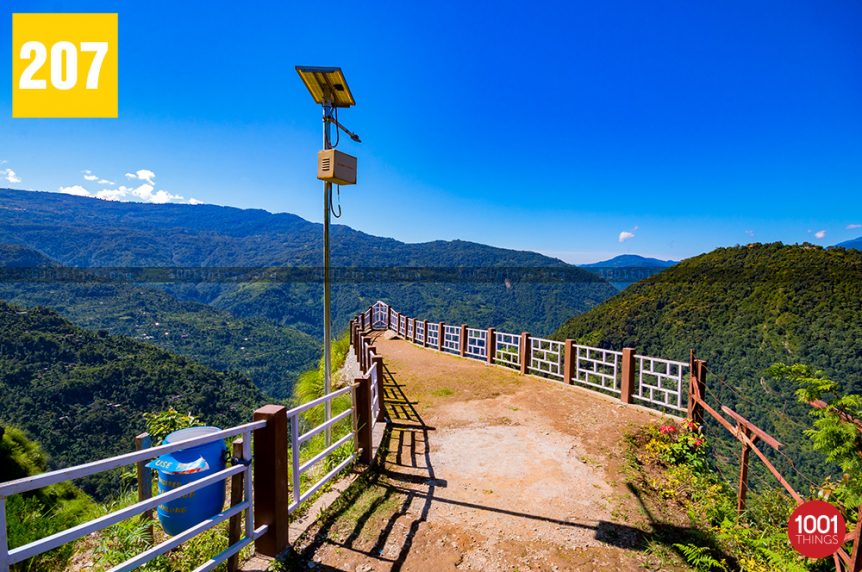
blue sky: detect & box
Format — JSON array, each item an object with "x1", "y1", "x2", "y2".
[{"x1": 1, "y1": 1, "x2": 860, "y2": 263}]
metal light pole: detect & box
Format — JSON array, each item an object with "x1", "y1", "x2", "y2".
[
  {"x1": 295, "y1": 66, "x2": 360, "y2": 447},
  {"x1": 322, "y1": 102, "x2": 334, "y2": 445}
]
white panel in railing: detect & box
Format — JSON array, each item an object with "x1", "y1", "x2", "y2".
[
  {"x1": 442, "y1": 325, "x2": 461, "y2": 354},
  {"x1": 370, "y1": 366, "x2": 380, "y2": 420},
  {"x1": 634, "y1": 355, "x2": 687, "y2": 412},
  {"x1": 493, "y1": 331, "x2": 521, "y2": 369},
  {"x1": 465, "y1": 328, "x2": 487, "y2": 360},
  {"x1": 372, "y1": 302, "x2": 388, "y2": 329},
  {"x1": 529, "y1": 337, "x2": 564, "y2": 380},
  {"x1": 415, "y1": 321, "x2": 425, "y2": 344},
  {"x1": 399, "y1": 315, "x2": 406, "y2": 336},
  {"x1": 426, "y1": 323, "x2": 439, "y2": 348},
  {"x1": 407, "y1": 319, "x2": 414, "y2": 339},
  {"x1": 572, "y1": 345, "x2": 621, "y2": 394}
]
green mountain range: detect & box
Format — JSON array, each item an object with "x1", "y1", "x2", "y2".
[
  {"x1": 0, "y1": 300, "x2": 262, "y2": 497},
  {"x1": 0, "y1": 245, "x2": 319, "y2": 399},
  {"x1": 554, "y1": 242, "x2": 862, "y2": 486},
  {"x1": 0, "y1": 188, "x2": 617, "y2": 338}
]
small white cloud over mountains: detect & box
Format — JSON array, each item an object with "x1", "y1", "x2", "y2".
[
  {"x1": 1, "y1": 165, "x2": 22, "y2": 184},
  {"x1": 125, "y1": 169, "x2": 156, "y2": 185},
  {"x1": 814, "y1": 230, "x2": 826, "y2": 239},
  {"x1": 58, "y1": 168, "x2": 201, "y2": 205},
  {"x1": 618, "y1": 225, "x2": 638, "y2": 243},
  {"x1": 848, "y1": 224, "x2": 861, "y2": 230}
]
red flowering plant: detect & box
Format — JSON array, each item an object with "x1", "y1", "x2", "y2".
[{"x1": 653, "y1": 418, "x2": 711, "y2": 472}]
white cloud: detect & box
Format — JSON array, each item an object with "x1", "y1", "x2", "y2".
[
  {"x1": 618, "y1": 231, "x2": 635, "y2": 243},
  {"x1": 59, "y1": 185, "x2": 92, "y2": 197},
  {"x1": 745, "y1": 229, "x2": 755, "y2": 237},
  {"x1": 63, "y1": 166, "x2": 199, "y2": 205},
  {"x1": 814, "y1": 230, "x2": 826, "y2": 239},
  {"x1": 847, "y1": 224, "x2": 861, "y2": 230},
  {"x1": 125, "y1": 169, "x2": 156, "y2": 185},
  {"x1": 1, "y1": 168, "x2": 22, "y2": 184}
]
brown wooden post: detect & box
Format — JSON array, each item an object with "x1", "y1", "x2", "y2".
[
  {"x1": 520, "y1": 332, "x2": 531, "y2": 374},
  {"x1": 438, "y1": 322, "x2": 445, "y2": 351},
  {"x1": 620, "y1": 347, "x2": 636, "y2": 404},
  {"x1": 372, "y1": 356, "x2": 386, "y2": 422},
  {"x1": 563, "y1": 340, "x2": 575, "y2": 384},
  {"x1": 849, "y1": 505, "x2": 862, "y2": 572},
  {"x1": 252, "y1": 405, "x2": 289, "y2": 557},
  {"x1": 134, "y1": 433, "x2": 153, "y2": 542},
  {"x1": 486, "y1": 328, "x2": 496, "y2": 365},
  {"x1": 227, "y1": 437, "x2": 244, "y2": 572},
  {"x1": 689, "y1": 359, "x2": 706, "y2": 424},
  {"x1": 387, "y1": 305, "x2": 392, "y2": 329},
  {"x1": 737, "y1": 427, "x2": 752, "y2": 515},
  {"x1": 422, "y1": 320, "x2": 429, "y2": 347},
  {"x1": 460, "y1": 324, "x2": 468, "y2": 357},
  {"x1": 355, "y1": 376, "x2": 374, "y2": 464}
]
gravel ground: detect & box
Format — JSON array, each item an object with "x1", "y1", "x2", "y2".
[{"x1": 289, "y1": 333, "x2": 680, "y2": 571}]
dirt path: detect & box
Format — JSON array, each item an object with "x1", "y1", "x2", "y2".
[{"x1": 288, "y1": 333, "x2": 680, "y2": 571}]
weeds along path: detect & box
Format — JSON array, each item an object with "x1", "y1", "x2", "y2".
[{"x1": 288, "y1": 332, "x2": 682, "y2": 571}]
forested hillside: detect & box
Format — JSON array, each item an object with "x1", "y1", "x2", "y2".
[
  {"x1": 553, "y1": 243, "x2": 862, "y2": 486},
  {"x1": 0, "y1": 245, "x2": 319, "y2": 399},
  {"x1": 0, "y1": 300, "x2": 262, "y2": 496},
  {"x1": 0, "y1": 189, "x2": 616, "y2": 336}
]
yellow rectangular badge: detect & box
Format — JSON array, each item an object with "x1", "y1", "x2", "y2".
[{"x1": 12, "y1": 13, "x2": 118, "y2": 118}]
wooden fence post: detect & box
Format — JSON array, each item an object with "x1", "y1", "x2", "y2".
[
  {"x1": 372, "y1": 356, "x2": 386, "y2": 422},
  {"x1": 460, "y1": 324, "x2": 468, "y2": 357},
  {"x1": 849, "y1": 505, "x2": 862, "y2": 572},
  {"x1": 355, "y1": 376, "x2": 374, "y2": 464},
  {"x1": 486, "y1": 328, "x2": 496, "y2": 365},
  {"x1": 227, "y1": 437, "x2": 244, "y2": 572},
  {"x1": 520, "y1": 332, "x2": 531, "y2": 374},
  {"x1": 423, "y1": 320, "x2": 429, "y2": 347},
  {"x1": 252, "y1": 405, "x2": 289, "y2": 557},
  {"x1": 620, "y1": 348, "x2": 636, "y2": 404},
  {"x1": 737, "y1": 427, "x2": 752, "y2": 515},
  {"x1": 563, "y1": 340, "x2": 575, "y2": 384},
  {"x1": 387, "y1": 305, "x2": 392, "y2": 329},
  {"x1": 134, "y1": 433, "x2": 153, "y2": 542},
  {"x1": 690, "y1": 359, "x2": 706, "y2": 424},
  {"x1": 438, "y1": 322, "x2": 445, "y2": 351}
]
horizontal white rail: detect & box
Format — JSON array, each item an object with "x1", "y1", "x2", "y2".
[
  {"x1": 287, "y1": 385, "x2": 353, "y2": 417},
  {"x1": 0, "y1": 422, "x2": 264, "y2": 498},
  {"x1": 2, "y1": 421, "x2": 260, "y2": 572}
]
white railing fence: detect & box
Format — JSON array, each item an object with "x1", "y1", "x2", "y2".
[
  {"x1": 0, "y1": 419, "x2": 271, "y2": 572},
  {"x1": 364, "y1": 301, "x2": 688, "y2": 416},
  {"x1": 288, "y1": 386, "x2": 357, "y2": 515}
]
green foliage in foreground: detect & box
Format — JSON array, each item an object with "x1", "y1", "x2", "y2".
[
  {"x1": 1, "y1": 424, "x2": 97, "y2": 572},
  {"x1": 769, "y1": 363, "x2": 862, "y2": 510},
  {"x1": 627, "y1": 420, "x2": 825, "y2": 571},
  {"x1": 0, "y1": 300, "x2": 263, "y2": 498}
]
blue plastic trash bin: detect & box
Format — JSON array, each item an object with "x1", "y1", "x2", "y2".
[{"x1": 146, "y1": 426, "x2": 226, "y2": 536}]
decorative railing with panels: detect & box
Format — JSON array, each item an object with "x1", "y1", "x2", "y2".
[
  {"x1": 442, "y1": 325, "x2": 461, "y2": 355},
  {"x1": 529, "y1": 337, "x2": 564, "y2": 380},
  {"x1": 494, "y1": 331, "x2": 522, "y2": 369},
  {"x1": 365, "y1": 301, "x2": 688, "y2": 417},
  {"x1": 465, "y1": 328, "x2": 488, "y2": 359},
  {"x1": 572, "y1": 345, "x2": 622, "y2": 395},
  {"x1": 634, "y1": 355, "x2": 688, "y2": 413}
]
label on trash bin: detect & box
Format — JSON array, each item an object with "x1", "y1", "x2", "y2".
[{"x1": 146, "y1": 455, "x2": 209, "y2": 475}]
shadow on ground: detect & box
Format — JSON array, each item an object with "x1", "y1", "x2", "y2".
[{"x1": 280, "y1": 334, "x2": 735, "y2": 571}]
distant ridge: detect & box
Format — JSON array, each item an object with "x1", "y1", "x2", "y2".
[
  {"x1": 580, "y1": 254, "x2": 677, "y2": 268},
  {"x1": 835, "y1": 236, "x2": 862, "y2": 250}
]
